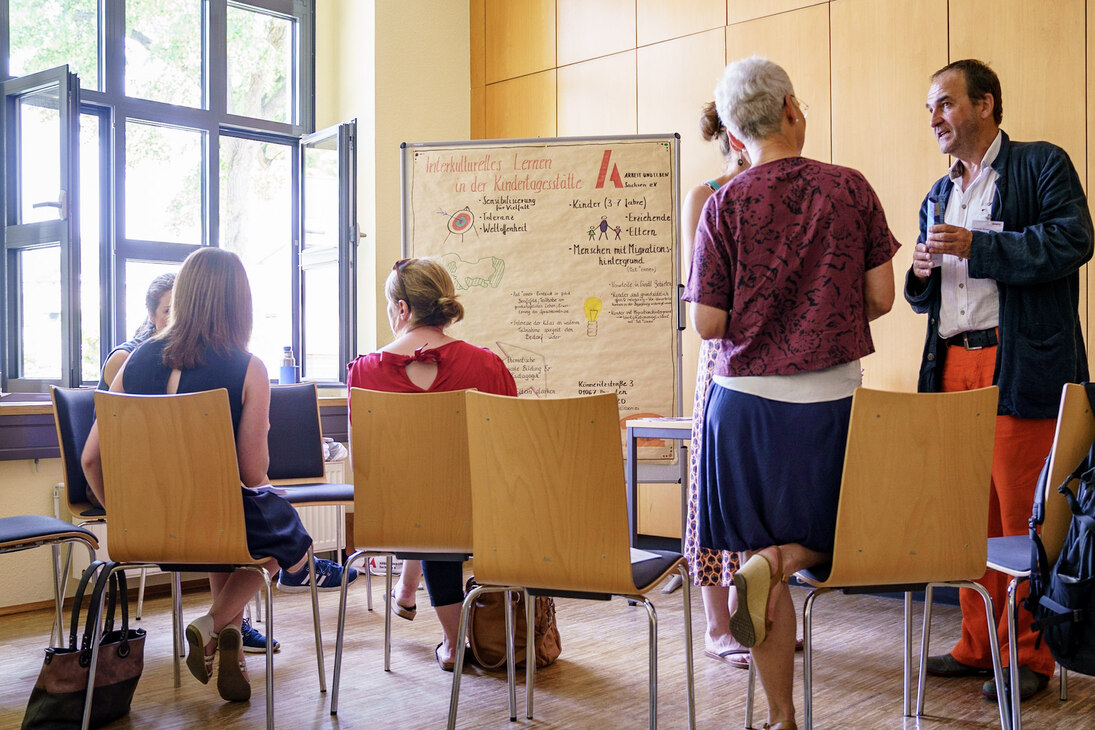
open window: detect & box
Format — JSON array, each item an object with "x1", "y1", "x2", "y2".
[
  {"x1": 1, "y1": 65, "x2": 80, "y2": 391},
  {"x1": 298, "y1": 120, "x2": 356, "y2": 383}
]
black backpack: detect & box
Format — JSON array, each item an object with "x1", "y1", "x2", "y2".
[{"x1": 1026, "y1": 383, "x2": 1095, "y2": 675}]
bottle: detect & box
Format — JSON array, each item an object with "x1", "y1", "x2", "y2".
[{"x1": 279, "y1": 346, "x2": 299, "y2": 384}]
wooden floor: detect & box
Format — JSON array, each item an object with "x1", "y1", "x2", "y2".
[{"x1": 2, "y1": 570, "x2": 1093, "y2": 729}]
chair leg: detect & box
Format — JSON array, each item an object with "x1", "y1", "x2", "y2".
[
  {"x1": 365, "y1": 561, "x2": 374, "y2": 612},
  {"x1": 448, "y1": 584, "x2": 518, "y2": 729},
  {"x1": 505, "y1": 589, "x2": 517, "y2": 721},
  {"x1": 306, "y1": 545, "x2": 327, "y2": 692},
  {"x1": 257, "y1": 568, "x2": 274, "y2": 730},
  {"x1": 136, "y1": 565, "x2": 148, "y2": 620},
  {"x1": 172, "y1": 571, "x2": 183, "y2": 688},
  {"x1": 802, "y1": 588, "x2": 829, "y2": 730},
  {"x1": 638, "y1": 596, "x2": 659, "y2": 730},
  {"x1": 253, "y1": 589, "x2": 262, "y2": 623},
  {"x1": 678, "y1": 563, "x2": 696, "y2": 730},
  {"x1": 745, "y1": 655, "x2": 756, "y2": 729},
  {"x1": 903, "y1": 591, "x2": 913, "y2": 717},
  {"x1": 915, "y1": 584, "x2": 935, "y2": 716},
  {"x1": 525, "y1": 590, "x2": 535, "y2": 719},
  {"x1": 384, "y1": 555, "x2": 394, "y2": 672},
  {"x1": 49, "y1": 544, "x2": 64, "y2": 647},
  {"x1": 1006, "y1": 577, "x2": 1023, "y2": 730},
  {"x1": 331, "y1": 549, "x2": 368, "y2": 715},
  {"x1": 968, "y1": 581, "x2": 1010, "y2": 730},
  {"x1": 1059, "y1": 665, "x2": 1068, "y2": 701},
  {"x1": 81, "y1": 562, "x2": 114, "y2": 730}
]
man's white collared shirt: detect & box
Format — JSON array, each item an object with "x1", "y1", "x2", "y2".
[{"x1": 937, "y1": 130, "x2": 1002, "y2": 339}]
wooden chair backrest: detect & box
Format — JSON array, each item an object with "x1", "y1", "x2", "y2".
[
  {"x1": 50, "y1": 386, "x2": 100, "y2": 517},
  {"x1": 464, "y1": 391, "x2": 635, "y2": 595},
  {"x1": 267, "y1": 383, "x2": 326, "y2": 483},
  {"x1": 818, "y1": 386, "x2": 999, "y2": 588},
  {"x1": 350, "y1": 388, "x2": 472, "y2": 553},
  {"x1": 94, "y1": 389, "x2": 255, "y2": 565},
  {"x1": 1040, "y1": 383, "x2": 1095, "y2": 565}
]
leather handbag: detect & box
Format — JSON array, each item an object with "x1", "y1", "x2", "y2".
[
  {"x1": 464, "y1": 575, "x2": 561, "y2": 669},
  {"x1": 22, "y1": 561, "x2": 146, "y2": 729}
]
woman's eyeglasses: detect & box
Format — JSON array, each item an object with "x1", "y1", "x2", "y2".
[{"x1": 393, "y1": 258, "x2": 412, "y2": 303}]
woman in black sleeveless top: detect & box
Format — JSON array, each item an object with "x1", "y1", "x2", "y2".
[{"x1": 81, "y1": 247, "x2": 353, "y2": 702}]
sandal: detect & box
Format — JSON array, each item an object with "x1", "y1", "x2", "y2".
[
  {"x1": 185, "y1": 614, "x2": 217, "y2": 685},
  {"x1": 729, "y1": 546, "x2": 785, "y2": 648},
  {"x1": 216, "y1": 625, "x2": 252, "y2": 702},
  {"x1": 389, "y1": 589, "x2": 417, "y2": 621}
]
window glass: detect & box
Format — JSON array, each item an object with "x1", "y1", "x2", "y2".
[
  {"x1": 124, "y1": 260, "x2": 180, "y2": 343},
  {"x1": 8, "y1": 0, "x2": 98, "y2": 88},
  {"x1": 125, "y1": 0, "x2": 203, "y2": 108},
  {"x1": 227, "y1": 5, "x2": 294, "y2": 124},
  {"x1": 80, "y1": 112, "x2": 102, "y2": 383},
  {"x1": 125, "y1": 121, "x2": 203, "y2": 244},
  {"x1": 220, "y1": 136, "x2": 293, "y2": 375},
  {"x1": 302, "y1": 255, "x2": 339, "y2": 380},
  {"x1": 18, "y1": 88, "x2": 62, "y2": 223},
  {"x1": 20, "y1": 245, "x2": 62, "y2": 379}
]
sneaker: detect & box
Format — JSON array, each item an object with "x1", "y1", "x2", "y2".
[
  {"x1": 277, "y1": 557, "x2": 358, "y2": 593},
  {"x1": 925, "y1": 653, "x2": 991, "y2": 677},
  {"x1": 241, "y1": 617, "x2": 279, "y2": 654}
]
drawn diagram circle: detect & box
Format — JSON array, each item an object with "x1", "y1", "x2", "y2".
[{"x1": 449, "y1": 209, "x2": 474, "y2": 234}]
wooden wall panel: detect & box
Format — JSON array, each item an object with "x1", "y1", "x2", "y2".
[
  {"x1": 483, "y1": 70, "x2": 557, "y2": 139},
  {"x1": 557, "y1": 0, "x2": 636, "y2": 67},
  {"x1": 952, "y1": 0, "x2": 1090, "y2": 369},
  {"x1": 727, "y1": 0, "x2": 828, "y2": 25},
  {"x1": 637, "y1": 28, "x2": 726, "y2": 408},
  {"x1": 470, "y1": 0, "x2": 485, "y2": 88},
  {"x1": 725, "y1": 3, "x2": 831, "y2": 164},
  {"x1": 950, "y1": 0, "x2": 1086, "y2": 189},
  {"x1": 831, "y1": 0, "x2": 949, "y2": 392},
  {"x1": 636, "y1": 0, "x2": 726, "y2": 47},
  {"x1": 557, "y1": 51, "x2": 637, "y2": 136},
  {"x1": 484, "y1": 0, "x2": 555, "y2": 83}
]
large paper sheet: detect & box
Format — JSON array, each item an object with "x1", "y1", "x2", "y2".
[{"x1": 403, "y1": 136, "x2": 680, "y2": 458}]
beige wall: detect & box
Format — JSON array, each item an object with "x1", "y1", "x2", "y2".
[
  {"x1": 316, "y1": 0, "x2": 471, "y2": 353},
  {"x1": 472, "y1": 0, "x2": 1095, "y2": 404}
]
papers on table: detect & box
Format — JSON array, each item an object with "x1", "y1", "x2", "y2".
[{"x1": 630, "y1": 547, "x2": 661, "y2": 564}]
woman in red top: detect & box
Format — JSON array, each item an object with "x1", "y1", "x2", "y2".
[{"x1": 346, "y1": 257, "x2": 516, "y2": 670}]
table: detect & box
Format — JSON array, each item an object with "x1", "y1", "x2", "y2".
[{"x1": 624, "y1": 417, "x2": 693, "y2": 549}]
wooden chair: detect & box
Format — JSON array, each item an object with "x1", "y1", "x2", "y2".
[
  {"x1": 922, "y1": 383, "x2": 1092, "y2": 729},
  {"x1": 0, "y1": 515, "x2": 97, "y2": 644},
  {"x1": 450, "y1": 391, "x2": 695, "y2": 730},
  {"x1": 330, "y1": 388, "x2": 474, "y2": 716},
  {"x1": 51, "y1": 385, "x2": 157, "y2": 622},
  {"x1": 743, "y1": 386, "x2": 1007, "y2": 730},
  {"x1": 91, "y1": 388, "x2": 325, "y2": 730}
]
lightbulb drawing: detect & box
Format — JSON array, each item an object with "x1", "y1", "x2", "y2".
[{"x1": 583, "y1": 296, "x2": 603, "y2": 337}]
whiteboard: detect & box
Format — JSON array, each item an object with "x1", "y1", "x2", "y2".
[{"x1": 401, "y1": 134, "x2": 682, "y2": 456}]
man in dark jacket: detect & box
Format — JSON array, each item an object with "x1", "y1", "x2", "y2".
[{"x1": 907, "y1": 59, "x2": 1093, "y2": 702}]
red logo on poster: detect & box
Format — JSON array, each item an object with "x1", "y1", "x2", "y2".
[{"x1": 595, "y1": 150, "x2": 623, "y2": 188}]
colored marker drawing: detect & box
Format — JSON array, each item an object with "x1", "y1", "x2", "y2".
[{"x1": 441, "y1": 252, "x2": 505, "y2": 290}]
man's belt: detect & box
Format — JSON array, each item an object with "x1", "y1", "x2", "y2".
[{"x1": 943, "y1": 328, "x2": 998, "y2": 350}]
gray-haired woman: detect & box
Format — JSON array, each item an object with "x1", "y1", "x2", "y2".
[{"x1": 682, "y1": 56, "x2": 900, "y2": 730}]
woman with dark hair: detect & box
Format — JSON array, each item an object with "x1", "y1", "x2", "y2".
[
  {"x1": 683, "y1": 57, "x2": 899, "y2": 730},
  {"x1": 96, "y1": 272, "x2": 176, "y2": 390},
  {"x1": 82, "y1": 247, "x2": 354, "y2": 702},
  {"x1": 346, "y1": 256, "x2": 517, "y2": 671}
]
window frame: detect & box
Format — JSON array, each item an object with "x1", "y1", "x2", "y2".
[{"x1": 0, "y1": 0, "x2": 335, "y2": 393}]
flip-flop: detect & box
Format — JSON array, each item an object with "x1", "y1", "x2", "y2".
[
  {"x1": 389, "y1": 589, "x2": 417, "y2": 621},
  {"x1": 704, "y1": 648, "x2": 750, "y2": 670},
  {"x1": 435, "y1": 642, "x2": 455, "y2": 672}
]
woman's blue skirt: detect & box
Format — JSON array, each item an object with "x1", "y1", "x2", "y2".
[
  {"x1": 242, "y1": 489, "x2": 313, "y2": 571},
  {"x1": 697, "y1": 384, "x2": 851, "y2": 554}
]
